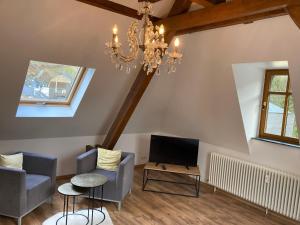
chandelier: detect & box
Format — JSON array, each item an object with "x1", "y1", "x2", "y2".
[{"x1": 105, "y1": 1, "x2": 183, "y2": 75}]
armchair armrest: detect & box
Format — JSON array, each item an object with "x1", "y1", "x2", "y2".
[
  {"x1": 0, "y1": 167, "x2": 26, "y2": 217},
  {"x1": 117, "y1": 152, "x2": 135, "y2": 198},
  {"x1": 23, "y1": 152, "x2": 57, "y2": 193},
  {"x1": 76, "y1": 149, "x2": 97, "y2": 174}
]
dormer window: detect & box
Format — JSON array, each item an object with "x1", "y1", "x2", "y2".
[{"x1": 259, "y1": 69, "x2": 299, "y2": 145}]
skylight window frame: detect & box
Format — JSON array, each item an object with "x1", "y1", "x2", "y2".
[
  {"x1": 20, "y1": 66, "x2": 86, "y2": 106},
  {"x1": 259, "y1": 69, "x2": 299, "y2": 145}
]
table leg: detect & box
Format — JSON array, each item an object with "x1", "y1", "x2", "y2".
[
  {"x1": 91, "y1": 188, "x2": 95, "y2": 225},
  {"x1": 143, "y1": 169, "x2": 148, "y2": 190},
  {"x1": 65, "y1": 196, "x2": 69, "y2": 225},
  {"x1": 63, "y1": 195, "x2": 66, "y2": 216},
  {"x1": 88, "y1": 189, "x2": 90, "y2": 218},
  {"x1": 73, "y1": 196, "x2": 75, "y2": 213},
  {"x1": 101, "y1": 185, "x2": 104, "y2": 212},
  {"x1": 196, "y1": 175, "x2": 200, "y2": 197}
]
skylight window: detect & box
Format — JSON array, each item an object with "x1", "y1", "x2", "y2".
[
  {"x1": 17, "y1": 61, "x2": 95, "y2": 118},
  {"x1": 20, "y1": 61, "x2": 84, "y2": 105}
]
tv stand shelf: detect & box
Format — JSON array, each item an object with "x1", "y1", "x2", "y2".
[{"x1": 142, "y1": 162, "x2": 201, "y2": 197}]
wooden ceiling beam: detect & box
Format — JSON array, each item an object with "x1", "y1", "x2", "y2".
[
  {"x1": 76, "y1": 0, "x2": 160, "y2": 21},
  {"x1": 102, "y1": 0, "x2": 191, "y2": 150},
  {"x1": 177, "y1": 8, "x2": 288, "y2": 35},
  {"x1": 159, "y1": 0, "x2": 300, "y2": 34},
  {"x1": 288, "y1": 5, "x2": 300, "y2": 29},
  {"x1": 138, "y1": 0, "x2": 162, "y2": 2}
]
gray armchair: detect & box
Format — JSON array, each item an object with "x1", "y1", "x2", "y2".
[
  {"x1": 0, "y1": 152, "x2": 57, "y2": 225},
  {"x1": 76, "y1": 149, "x2": 135, "y2": 210}
]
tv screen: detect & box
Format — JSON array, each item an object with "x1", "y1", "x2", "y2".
[{"x1": 149, "y1": 135, "x2": 199, "y2": 167}]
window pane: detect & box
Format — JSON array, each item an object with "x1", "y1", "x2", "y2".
[
  {"x1": 269, "y1": 75, "x2": 288, "y2": 92},
  {"x1": 285, "y1": 96, "x2": 299, "y2": 139},
  {"x1": 21, "y1": 61, "x2": 81, "y2": 103},
  {"x1": 265, "y1": 94, "x2": 286, "y2": 135}
]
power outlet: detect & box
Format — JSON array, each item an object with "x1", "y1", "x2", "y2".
[{"x1": 141, "y1": 156, "x2": 147, "y2": 161}]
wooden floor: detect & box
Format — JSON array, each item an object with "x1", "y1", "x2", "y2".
[{"x1": 0, "y1": 168, "x2": 298, "y2": 225}]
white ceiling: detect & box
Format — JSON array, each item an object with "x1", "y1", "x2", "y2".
[{"x1": 0, "y1": 0, "x2": 300, "y2": 155}]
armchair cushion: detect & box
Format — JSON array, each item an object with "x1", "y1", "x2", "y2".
[
  {"x1": 91, "y1": 169, "x2": 117, "y2": 182},
  {"x1": 26, "y1": 174, "x2": 51, "y2": 211},
  {"x1": 0, "y1": 153, "x2": 23, "y2": 169},
  {"x1": 26, "y1": 174, "x2": 50, "y2": 191}
]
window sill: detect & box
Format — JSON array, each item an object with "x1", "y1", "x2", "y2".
[{"x1": 253, "y1": 137, "x2": 300, "y2": 149}]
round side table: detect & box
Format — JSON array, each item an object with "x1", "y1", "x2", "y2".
[
  {"x1": 71, "y1": 173, "x2": 108, "y2": 225},
  {"x1": 57, "y1": 183, "x2": 89, "y2": 225}
]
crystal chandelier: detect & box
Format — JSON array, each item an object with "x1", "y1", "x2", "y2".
[{"x1": 105, "y1": 1, "x2": 183, "y2": 75}]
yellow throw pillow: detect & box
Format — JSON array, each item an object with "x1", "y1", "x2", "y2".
[
  {"x1": 0, "y1": 153, "x2": 23, "y2": 169},
  {"x1": 97, "y1": 148, "x2": 121, "y2": 171}
]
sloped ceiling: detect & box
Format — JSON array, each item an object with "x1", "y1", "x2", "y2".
[
  {"x1": 0, "y1": 1, "x2": 300, "y2": 155},
  {"x1": 0, "y1": 0, "x2": 171, "y2": 139}
]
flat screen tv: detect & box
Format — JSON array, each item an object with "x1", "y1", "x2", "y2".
[{"x1": 149, "y1": 135, "x2": 199, "y2": 167}]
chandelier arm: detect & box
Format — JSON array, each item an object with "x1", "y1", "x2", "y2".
[{"x1": 115, "y1": 21, "x2": 140, "y2": 63}]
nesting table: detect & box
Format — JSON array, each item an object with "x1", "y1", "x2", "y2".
[
  {"x1": 57, "y1": 183, "x2": 89, "y2": 225},
  {"x1": 71, "y1": 173, "x2": 108, "y2": 225},
  {"x1": 57, "y1": 173, "x2": 108, "y2": 225}
]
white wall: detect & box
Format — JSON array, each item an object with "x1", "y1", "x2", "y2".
[
  {"x1": 0, "y1": 133, "x2": 152, "y2": 176},
  {"x1": 197, "y1": 139, "x2": 300, "y2": 182},
  {"x1": 1, "y1": 132, "x2": 299, "y2": 183},
  {"x1": 156, "y1": 16, "x2": 300, "y2": 182},
  {"x1": 160, "y1": 16, "x2": 300, "y2": 154},
  {"x1": 233, "y1": 63, "x2": 265, "y2": 141}
]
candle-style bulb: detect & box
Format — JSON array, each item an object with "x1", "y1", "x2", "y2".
[
  {"x1": 113, "y1": 24, "x2": 118, "y2": 35},
  {"x1": 159, "y1": 24, "x2": 165, "y2": 35},
  {"x1": 114, "y1": 36, "x2": 119, "y2": 43},
  {"x1": 174, "y1": 38, "x2": 180, "y2": 47}
]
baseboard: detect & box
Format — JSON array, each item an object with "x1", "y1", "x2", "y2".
[{"x1": 56, "y1": 174, "x2": 74, "y2": 181}]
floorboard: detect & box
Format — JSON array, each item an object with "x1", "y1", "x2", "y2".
[{"x1": 0, "y1": 168, "x2": 298, "y2": 225}]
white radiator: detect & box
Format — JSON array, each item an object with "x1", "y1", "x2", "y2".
[{"x1": 209, "y1": 152, "x2": 300, "y2": 221}]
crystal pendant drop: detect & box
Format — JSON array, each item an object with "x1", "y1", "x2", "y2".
[
  {"x1": 156, "y1": 67, "x2": 160, "y2": 76},
  {"x1": 126, "y1": 66, "x2": 131, "y2": 74}
]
